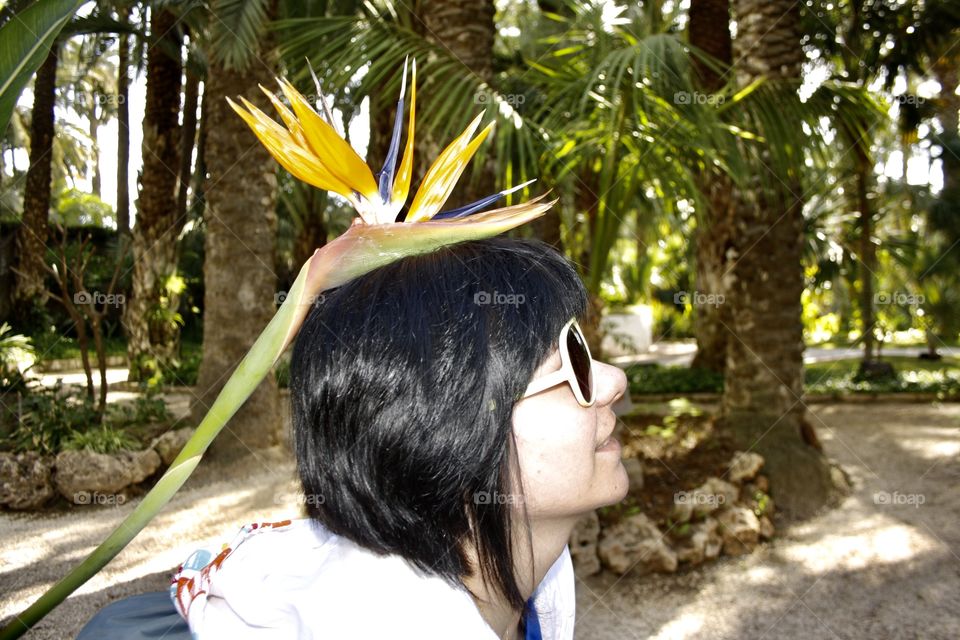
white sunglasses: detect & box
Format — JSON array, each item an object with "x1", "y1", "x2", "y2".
[{"x1": 521, "y1": 317, "x2": 595, "y2": 407}]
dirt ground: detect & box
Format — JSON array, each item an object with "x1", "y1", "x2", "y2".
[
  {"x1": 2, "y1": 402, "x2": 959, "y2": 639},
  {"x1": 577, "y1": 402, "x2": 960, "y2": 639}
]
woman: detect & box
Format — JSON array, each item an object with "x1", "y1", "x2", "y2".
[{"x1": 167, "y1": 236, "x2": 628, "y2": 639}]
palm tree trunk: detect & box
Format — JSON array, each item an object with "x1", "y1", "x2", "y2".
[
  {"x1": 124, "y1": 7, "x2": 183, "y2": 381},
  {"x1": 854, "y1": 145, "x2": 876, "y2": 362},
  {"x1": 932, "y1": 52, "x2": 958, "y2": 195},
  {"x1": 688, "y1": 0, "x2": 733, "y2": 374},
  {"x1": 177, "y1": 49, "x2": 200, "y2": 223},
  {"x1": 15, "y1": 44, "x2": 58, "y2": 310},
  {"x1": 414, "y1": 0, "x2": 497, "y2": 205},
  {"x1": 723, "y1": 0, "x2": 841, "y2": 519},
  {"x1": 88, "y1": 106, "x2": 101, "y2": 198},
  {"x1": 190, "y1": 48, "x2": 280, "y2": 460},
  {"x1": 116, "y1": 15, "x2": 131, "y2": 235}
]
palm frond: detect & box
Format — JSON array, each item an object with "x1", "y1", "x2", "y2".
[{"x1": 208, "y1": 0, "x2": 271, "y2": 71}]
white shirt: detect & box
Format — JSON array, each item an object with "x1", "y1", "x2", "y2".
[{"x1": 170, "y1": 518, "x2": 576, "y2": 639}]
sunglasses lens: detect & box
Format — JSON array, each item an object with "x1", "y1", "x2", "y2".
[{"x1": 566, "y1": 323, "x2": 593, "y2": 404}]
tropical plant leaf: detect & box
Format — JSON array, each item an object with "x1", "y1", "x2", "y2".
[{"x1": 0, "y1": 0, "x2": 85, "y2": 132}]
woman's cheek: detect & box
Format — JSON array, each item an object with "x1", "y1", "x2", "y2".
[{"x1": 512, "y1": 414, "x2": 597, "y2": 515}]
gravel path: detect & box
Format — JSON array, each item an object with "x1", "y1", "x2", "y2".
[{"x1": 2, "y1": 402, "x2": 959, "y2": 639}]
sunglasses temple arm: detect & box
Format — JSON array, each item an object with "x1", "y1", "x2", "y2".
[{"x1": 520, "y1": 369, "x2": 571, "y2": 399}]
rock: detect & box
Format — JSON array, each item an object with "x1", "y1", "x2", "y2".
[
  {"x1": 688, "y1": 477, "x2": 739, "y2": 518},
  {"x1": 715, "y1": 506, "x2": 761, "y2": 556},
  {"x1": 0, "y1": 452, "x2": 55, "y2": 510},
  {"x1": 622, "y1": 457, "x2": 644, "y2": 491},
  {"x1": 673, "y1": 517, "x2": 723, "y2": 565},
  {"x1": 670, "y1": 494, "x2": 694, "y2": 524},
  {"x1": 830, "y1": 464, "x2": 852, "y2": 495},
  {"x1": 151, "y1": 427, "x2": 194, "y2": 466},
  {"x1": 55, "y1": 448, "x2": 161, "y2": 503},
  {"x1": 116, "y1": 449, "x2": 162, "y2": 484},
  {"x1": 759, "y1": 515, "x2": 775, "y2": 540},
  {"x1": 598, "y1": 513, "x2": 677, "y2": 575},
  {"x1": 728, "y1": 451, "x2": 764, "y2": 484},
  {"x1": 569, "y1": 511, "x2": 602, "y2": 577}
]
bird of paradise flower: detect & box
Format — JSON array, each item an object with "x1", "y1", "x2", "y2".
[{"x1": 0, "y1": 58, "x2": 554, "y2": 638}]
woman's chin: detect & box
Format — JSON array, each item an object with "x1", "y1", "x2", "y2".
[{"x1": 599, "y1": 460, "x2": 630, "y2": 507}]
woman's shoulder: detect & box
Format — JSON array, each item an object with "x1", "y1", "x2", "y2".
[{"x1": 171, "y1": 517, "x2": 497, "y2": 639}]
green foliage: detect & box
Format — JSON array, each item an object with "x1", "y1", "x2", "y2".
[
  {"x1": 51, "y1": 188, "x2": 116, "y2": 227},
  {"x1": 627, "y1": 364, "x2": 724, "y2": 395},
  {"x1": 804, "y1": 356, "x2": 960, "y2": 397},
  {"x1": 0, "y1": 0, "x2": 85, "y2": 131},
  {"x1": 158, "y1": 342, "x2": 202, "y2": 387},
  {"x1": 61, "y1": 424, "x2": 138, "y2": 454},
  {"x1": 1, "y1": 383, "x2": 99, "y2": 455},
  {"x1": 107, "y1": 391, "x2": 172, "y2": 427},
  {"x1": 0, "y1": 323, "x2": 35, "y2": 391},
  {"x1": 1, "y1": 383, "x2": 173, "y2": 455},
  {"x1": 627, "y1": 357, "x2": 960, "y2": 398},
  {"x1": 208, "y1": 0, "x2": 271, "y2": 71}
]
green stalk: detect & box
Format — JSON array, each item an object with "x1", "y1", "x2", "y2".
[{"x1": 0, "y1": 260, "x2": 309, "y2": 639}]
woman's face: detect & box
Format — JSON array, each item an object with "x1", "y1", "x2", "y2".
[{"x1": 511, "y1": 343, "x2": 629, "y2": 520}]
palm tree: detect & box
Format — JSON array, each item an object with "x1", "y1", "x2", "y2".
[
  {"x1": 116, "y1": 5, "x2": 132, "y2": 235},
  {"x1": 14, "y1": 45, "x2": 59, "y2": 314},
  {"x1": 124, "y1": 5, "x2": 184, "y2": 382},
  {"x1": 190, "y1": 0, "x2": 281, "y2": 459},
  {"x1": 276, "y1": 1, "x2": 750, "y2": 355},
  {"x1": 60, "y1": 35, "x2": 119, "y2": 200},
  {"x1": 688, "y1": 0, "x2": 733, "y2": 373},
  {"x1": 721, "y1": 0, "x2": 842, "y2": 518},
  {"x1": 414, "y1": 0, "x2": 497, "y2": 203}
]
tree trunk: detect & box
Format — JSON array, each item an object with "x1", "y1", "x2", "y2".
[
  {"x1": 190, "y1": 87, "x2": 208, "y2": 217},
  {"x1": 690, "y1": 177, "x2": 735, "y2": 372},
  {"x1": 932, "y1": 52, "x2": 958, "y2": 195},
  {"x1": 723, "y1": 0, "x2": 842, "y2": 519},
  {"x1": 688, "y1": 0, "x2": 733, "y2": 374},
  {"x1": 177, "y1": 53, "x2": 200, "y2": 223},
  {"x1": 190, "y1": 51, "x2": 281, "y2": 460},
  {"x1": 854, "y1": 145, "x2": 876, "y2": 362},
  {"x1": 89, "y1": 105, "x2": 101, "y2": 198},
  {"x1": 124, "y1": 7, "x2": 183, "y2": 381},
  {"x1": 116, "y1": 16, "x2": 131, "y2": 235},
  {"x1": 15, "y1": 45, "x2": 58, "y2": 309},
  {"x1": 413, "y1": 0, "x2": 497, "y2": 205}
]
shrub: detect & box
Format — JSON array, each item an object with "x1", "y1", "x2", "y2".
[
  {"x1": 61, "y1": 425, "x2": 139, "y2": 454},
  {"x1": 627, "y1": 364, "x2": 724, "y2": 395}
]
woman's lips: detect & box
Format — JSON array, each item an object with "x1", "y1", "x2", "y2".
[{"x1": 596, "y1": 435, "x2": 621, "y2": 453}]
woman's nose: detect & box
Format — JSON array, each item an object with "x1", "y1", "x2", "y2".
[{"x1": 593, "y1": 361, "x2": 627, "y2": 407}]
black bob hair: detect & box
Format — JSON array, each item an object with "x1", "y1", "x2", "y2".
[{"x1": 290, "y1": 236, "x2": 588, "y2": 611}]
